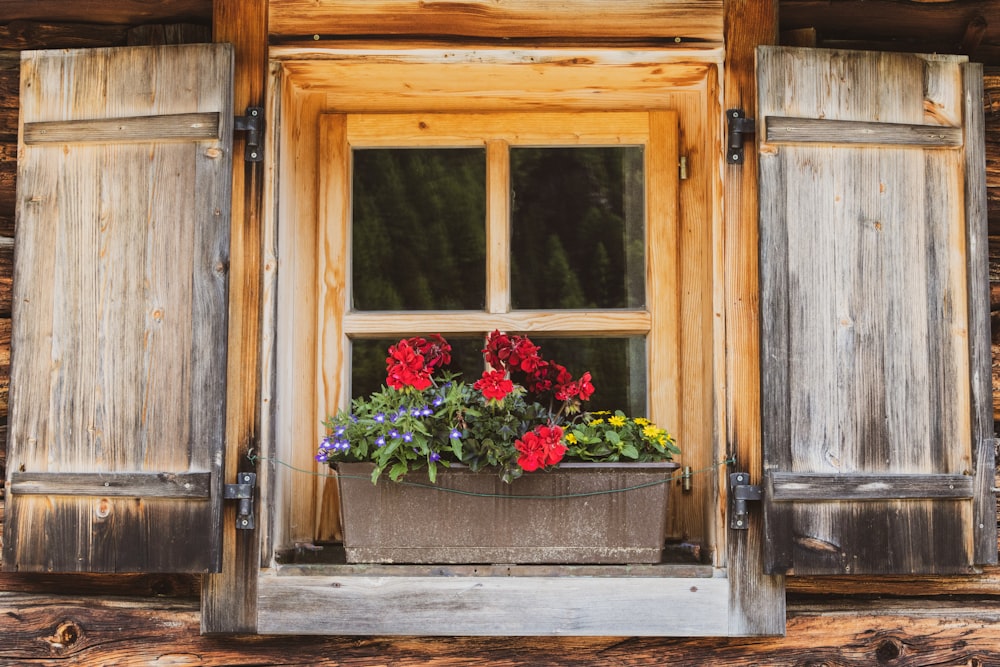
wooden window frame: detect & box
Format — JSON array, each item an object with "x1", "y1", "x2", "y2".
[{"x1": 255, "y1": 45, "x2": 783, "y2": 636}]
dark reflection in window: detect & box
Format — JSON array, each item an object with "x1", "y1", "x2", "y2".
[
  {"x1": 529, "y1": 336, "x2": 647, "y2": 415},
  {"x1": 510, "y1": 147, "x2": 645, "y2": 310},
  {"x1": 351, "y1": 336, "x2": 488, "y2": 400},
  {"x1": 351, "y1": 148, "x2": 486, "y2": 311}
]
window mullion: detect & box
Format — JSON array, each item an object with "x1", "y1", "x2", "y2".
[{"x1": 486, "y1": 139, "x2": 510, "y2": 315}]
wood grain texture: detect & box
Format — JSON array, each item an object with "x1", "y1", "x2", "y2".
[
  {"x1": 0, "y1": 22, "x2": 129, "y2": 50},
  {"x1": 3, "y1": 592, "x2": 1000, "y2": 664},
  {"x1": 0, "y1": 1, "x2": 212, "y2": 25},
  {"x1": 764, "y1": 116, "x2": 963, "y2": 146},
  {"x1": 200, "y1": 0, "x2": 268, "y2": 634},
  {"x1": 986, "y1": 69, "x2": 999, "y2": 233},
  {"x1": 722, "y1": 0, "x2": 785, "y2": 636},
  {"x1": 269, "y1": 0, "x2": 723, "y2": 43},
  {"x1": 23, "y1": 112, "x2": 221, "y2": 145},
  {"x1": 758, "y1": 46, "x2": 988, "y2": 576},
  {"x1": 4, "y1": 44, "x2": 233, "y2": 574},
  {"x1": 10, "y1": 472, "x2": 211, "y2": 498}
]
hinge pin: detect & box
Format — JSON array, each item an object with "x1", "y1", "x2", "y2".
[
  {"x1": 729, "y1": 471, "x2": 763, "y2": 530},
  {"x1": 234, "y1": 106, "x2": 264, "y2": 163},
  {"x1": 726, "y1": 109, "x2": 756, "y2": 164}
]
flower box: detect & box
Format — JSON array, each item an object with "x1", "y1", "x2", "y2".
[{"x1": 336, "y1": 460, "x2": 679, "y2": 564}]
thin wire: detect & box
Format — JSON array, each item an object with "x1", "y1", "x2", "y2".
[{"x1": 249, "y1": 452, "x2": 737, "y2": 500}]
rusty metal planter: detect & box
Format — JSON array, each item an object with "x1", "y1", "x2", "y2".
[{"x1": 336, "y1": 461, "x2": 679, "y2": 564}]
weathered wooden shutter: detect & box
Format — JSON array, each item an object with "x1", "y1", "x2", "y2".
[
  {"x1": 2, "y1": 44, "x2": 233, "y2": 573},
  {"x1": 758, "y1": 46, "x2": 996, "y2": 575}
]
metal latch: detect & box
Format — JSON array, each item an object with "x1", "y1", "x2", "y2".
[
  {"x1": 234, "y1": 106, "x2": 264, "y2": 163},
  {"x1": 729, "y1": 471, "x2": 762, "y2": 530},
  {"x1": 224, "y1": 472, "x2": 256, "y2": 530},
  {"x1": 726, "y1": 109, "x2": 756, "y2": 164}
]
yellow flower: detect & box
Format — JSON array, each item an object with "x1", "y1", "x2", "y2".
[
  {"x1": 643, "y1": 425, "x2": 662, "y2": 439},
  {"x1": 608, "y1": 415, "x2": 627, "y2": 427},
  {"x1": 633, "y1": 417, "x2": 650, "y2": 426},
  {"x1": 589, "y1": 418, "x2": 605, "y2": 426},
  {"x1": 564, "y1": 432, "x2": 578, "y2": 444}
]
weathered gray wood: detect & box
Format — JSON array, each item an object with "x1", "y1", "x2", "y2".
[
  {"x1": 23, "y1": 112, "x2": 220, "y2": 145},
  {"x1": 257, "y1": 573, "x2": 732, "y2": 636},
  {"x1": 963, "y1": 63, "x2": 999, "y2": 566},
  {"x1": 3, "y1": 44, "x2": 233, "y2": 573},
  {"x1": 764, "y1": 116, "x2": 962, "y2": 147},
  {"x1": 10, "y1": 472, "x2": 211, "y2": 498},
  {"x1": 769, "y1": 473, "x2": 973, "y2": 501},
  {"x1": 758, "y1": 46, "x2": 990, "y2": 576}
]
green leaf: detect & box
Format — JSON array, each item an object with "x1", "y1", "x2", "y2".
[
  {"x1": 620, "y1": 443, "x2": 639, "y2": 459},
  {"x1": 389, "y1": 462, "x2": 409, "y2": 481}
]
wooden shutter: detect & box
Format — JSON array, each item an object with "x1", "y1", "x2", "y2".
[
  {"x1": 758, "y1": 46, "x2": 996, "y2": 576},
  {"x1": 2, "y1": 44, "x2": 233, "y2": 573}
]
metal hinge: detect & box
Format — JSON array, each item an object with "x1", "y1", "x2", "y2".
[
  {"x1": 224, "y1": 472, "x2": 256, "y2": 530},
  {"x1": 729, "y1": 471, "x2": 762, "y2": 530},
  {"x1": 234, "y1": 106, "x2": 264, "y2": 163},
  {"x1": 726, "y1": 109, "x2": 756, "y2": 164}
]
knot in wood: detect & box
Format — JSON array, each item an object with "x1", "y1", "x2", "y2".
[
  {"x1": 44, "y1": 620, "x2": 82, "y2": 651},
  {"x1": 875, "y1": 637, "x2": 903, "y2": 662}
]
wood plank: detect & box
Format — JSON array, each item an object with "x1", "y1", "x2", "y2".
[
  {"x1": 722, "y1": 0, "x2": 785, "y2": 636},
  {"x1": 485, "y1": 140, "x2": 510, "y2": 314},
  {"x1": 257, "y1": 574, "x2": 731, "y2": 636},
  {"x1": 10, "y1": 472, "x2": 211, "y2": 498},
  {"x1": 269, "y1": 0, "x2": 724, "y2": 43},
  {"x1": 200, "y1": 0, "x2": 267, "y2": 634},
  {"x1": 346, "y1": 112, "x2": 650, "y2": 146},
  {"x1": 765, "y1": 116, "x2": 962, "y2": 147},
  {"x1": 23, "y1": 112, "x2": 220, "y2": 145},
  {"x1": 986, "y1": 69, "x2": 999, "y2": 233},
  {"x1": 342, "y1": 310, "x2": 652, "y2": 336},
  {"x1": 769, "y1": 473, "x2": 974, "y2": 501}
]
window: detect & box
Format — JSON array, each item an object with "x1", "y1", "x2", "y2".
[{"x1": 264, "y1": 46, "x2": 748, "y2": 636}]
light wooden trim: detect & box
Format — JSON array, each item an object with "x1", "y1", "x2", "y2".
[
  {"x1": 764, "y1": 116, "x2": 963, "y2": 148},
  {"x1": 346, "y1": 113, "x2": 650, "y2": 146},
  {"x1": 343, "y1": 310, "x2": 652, "y2": 337},
  {"x1": 768, "y1": 473, "x2": 975, "y2": 501},
  {"x1": 23, "y1": 112, "x2": 220, "y2": 145},
  {"x1": 9, "y1": 472, "x2": 211, "y2": 498},
  {"x1": 485, "y1": 140, "x2": 510, "y2": 314},
  {"x1": 257, "y1": 572, "x2": 731, "y2": 636},
  {"x1": 268, "y1": 0, "x2": 724, "y2": 44},
  {"x1": 646, "y1": 111, "x2": 680, "y2": 428}
]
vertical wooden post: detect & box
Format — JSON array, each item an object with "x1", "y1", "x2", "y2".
[
  {"x1": 723, "y1": 0, "x2": 786, "y2": 634},
  {"x1": 201, "y1": 0, "x2": 268, "y2": 633}
]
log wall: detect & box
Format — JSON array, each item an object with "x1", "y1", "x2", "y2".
[{"x1": 0, "y1": 5, "x2": 1000, "y2": 665}]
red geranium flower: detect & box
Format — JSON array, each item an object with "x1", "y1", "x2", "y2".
[
  {"x1": 474, "y1": 369, "x2": 515, "y2": 402},
  {"x1": 515, "y1": 424, "x2": 566, "y2": 472},
  {"x1": 385, "y1": 339, "x2": 433, "y2": 390}
]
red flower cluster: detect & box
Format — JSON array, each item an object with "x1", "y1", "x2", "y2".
[
  {"x1": 483, "y1": 330, "x2": 594, "y2": 406},
  {"x1": 515, "y1": 424, "x2": 567, "y2": 471},
  {"x1": 385, "y1": 334, "x2": 452, "y2": 391},
  {"x1": 473, "y1": 369, "x2": 515, "y2": 402}
]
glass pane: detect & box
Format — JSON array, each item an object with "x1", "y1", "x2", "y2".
[
  {"x1": 351, "y1": 148, "x2": 486, "y2": 310},
  {"x1": 351, "y1": 336, "x2": 487, "y2": 399},
  {"x1": 529, "y1": 336, "x2": 647, "y2": 416},
  {"x1": 510, "y1": 147, "x2": 645, "y2": 310}
]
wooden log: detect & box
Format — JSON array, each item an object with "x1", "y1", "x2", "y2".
[
  {"x1": 126, "y1": 23, "x2": 211, "y2": 46},
  {"x1": 2, "y1": 593, "x2": 1000, "y2": 665},
  {"x1": 269, "y1": 0, "x2": 724, "y2": 43},
  {"x1": 0, "y1": 572, "x2": 199, "y2": 597},
  {"x1": 0, "y1": 2, "x2": 212, "y2": 25},
  {"x1": 0, "y1": 21, "x2": 128, "y2": 50},
  {"x1": 0, "y1": 145, "x2": 13, "y2": 238}
]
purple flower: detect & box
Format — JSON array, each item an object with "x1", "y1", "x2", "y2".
[
  {"x1": 429, "y1": 452, "x2": 441, "y2": 462},
  {"x1": 374, "y1": 412, "x2": 386, "y2": 423},
  {"x1": 389, "y1": 428, "x2": 400, "y2": 438},
  {"x1": 315, "y1": 453, "x2": 328, "y2": 462},
  {"x1": 420, "y1": 406, "x2": 433, "y2": 417},
  {"x1": 402, "y1": 432, "x2": 414, "y2": 443},
  {"x1": 449, "y1": 428, "x2": 462, "y2": 440},
  {"x1": 433, "y1": 396, "x2": 444, "y2": 407},
  {"x1": 375, "y1": 436, "x2": 386, "y2": 447}
]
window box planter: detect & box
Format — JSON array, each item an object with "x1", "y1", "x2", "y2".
[{"x1": 336, "y1": 461, "x2": 680, "y2": 564}]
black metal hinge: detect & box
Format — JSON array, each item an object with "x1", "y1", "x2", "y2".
[
  {"x1": 726, "y1": 109, "x2": 756, "y2": 164},
  {"x1": 729, "y1": 471, "x2": 762, "y2": 530},
  {"x1": 234, "y1": 106, "x2": 264, "y2": 163},
  {"x1": 224, "y1": 472, "x2": 256, "y2": 530}
]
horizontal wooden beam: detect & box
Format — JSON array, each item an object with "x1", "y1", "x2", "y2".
[
  {"x1": 768, "y1": 472, "x2": 974, "y2": 501},
  {"x1": 343, "y1": 310, "x2": 652, "y2": 336},
  {"x1": 23, "y1": 112, "x2": 220, "y2": 145},
  {"x1": 257, "y1": 573, "x2": 731, "y2": 636},
  {"x1": 764, "y1": 116, "x2": 963, "y2": 147},
  {"x1": 9, "y1": 472, "x2": 211, "y2": 498}
]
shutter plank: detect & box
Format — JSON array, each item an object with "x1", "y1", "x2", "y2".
[
  {"x1": 758, "y1": 46, "x2": 992, "y2": 576},
  {"x1": 3, "y1": 44, "x2": 233, "y2": 573}
]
